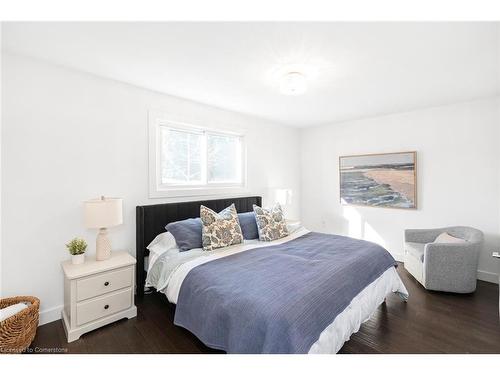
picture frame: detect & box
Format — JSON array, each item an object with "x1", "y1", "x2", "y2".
[{"x1": 339, "y1": 151, "x2": 417, "y2": 209}]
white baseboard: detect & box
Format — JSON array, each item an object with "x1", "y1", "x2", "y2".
[
  {"x1": 477, "y1": 270, "x2": 499, "y2": 284},
  {"x1": 39, "y1": 305, "x2": 63, "y2": 326}
]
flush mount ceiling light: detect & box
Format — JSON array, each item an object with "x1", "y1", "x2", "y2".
[{"x1": 280, "y1": 71, "x2": 307, "y2": 96}]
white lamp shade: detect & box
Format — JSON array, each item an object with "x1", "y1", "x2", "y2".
[
  {"x1": 84, "y1": 197, "x2": 123, "y2": 229},
  {"x1": 274, "y1": 189, "x2": 293, "y2": 206}
]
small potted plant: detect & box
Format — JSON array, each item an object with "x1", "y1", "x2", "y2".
[{"x1": 66, "y1": 238, "x2": 87, "y2": 265}]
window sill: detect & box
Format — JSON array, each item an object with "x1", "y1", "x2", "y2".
[{"x1": 149, "y1": 186, "x2": 250, "y2": 199}]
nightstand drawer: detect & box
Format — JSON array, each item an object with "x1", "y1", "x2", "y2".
[
  {"x1": 76, "y1": 288, "x2": 132, "y2": 326},
  {"x1": 76, "y1": 267, "x2": 132, "y2": 301}
]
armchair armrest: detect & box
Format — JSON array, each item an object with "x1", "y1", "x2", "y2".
[
  {"x1": 423, "y1": 242, "x2": 480, "y2": 293},
  {"x1": 424, "y1": 242, "x2": 478, "y2": 260},
  {"x1": 405, "y1": 228, "x2": 443, "y2": 244}
]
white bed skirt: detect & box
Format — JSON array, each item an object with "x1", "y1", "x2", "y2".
[{"x1": 309, "y1": 266, "x2": 408, "y2": 353}]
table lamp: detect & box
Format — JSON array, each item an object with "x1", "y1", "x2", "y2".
[{"x1": 83, "y1": 196, "x2": 123, "y2": 261}]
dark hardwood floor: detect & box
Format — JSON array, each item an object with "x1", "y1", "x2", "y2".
[{"x1": 30, "y1": 264, "x2": 500, "y2": 354}]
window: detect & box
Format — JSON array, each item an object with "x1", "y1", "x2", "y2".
[
  {"x1": 207, "y1": 133, "x2": 242, "y2": 183},
  {"x1": 149, "y1": 112, "x2": 246, "y2": 197},
  {"x1": 160, "y1": 127, "x2": 204, "y2": 185}
]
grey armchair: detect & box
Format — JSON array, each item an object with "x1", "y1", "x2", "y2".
[{"x1": 404, "y1": 226, "x2": 483, "y2": 293}]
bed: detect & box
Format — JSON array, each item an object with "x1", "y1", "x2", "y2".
[{"x1": 136, "y1": 196, "x2": 408, "y2": 354}]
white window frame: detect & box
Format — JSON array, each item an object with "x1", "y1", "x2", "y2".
[{"x1": 148, "y1": 111, "x2": 248, "y2": 198}]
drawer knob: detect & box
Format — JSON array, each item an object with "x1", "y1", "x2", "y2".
[
  {"x1": 104, "y1": 304, "x2": 109, "y2": 310},
  {"x1": 104, "y1": 281, "x2": 109, "y2": 286}
]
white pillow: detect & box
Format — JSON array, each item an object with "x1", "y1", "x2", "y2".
[
  {"x1": 286, "y1": 220, "x2": 302, "y2": 234},
  {"x1": 147, "y1": 231, "x2": 179, "y2": 258},
  {"x1": 434, "y1": 232, "x2": 467, "y2": 244},
  {"x1": 0, "y1": 303, "x2": 28, "y2": 322}
]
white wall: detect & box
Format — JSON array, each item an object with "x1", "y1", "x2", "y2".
[
  {"x1": 497, "y1": 24, "x2": 500, "y2": 246},
  {"x1": 0, "y1": 23, "x2": 3, "y2": 297},
  {"x1": 1, "y1": 53, "x2": 301, "y2": 324},
  {"x1": 300, "y1": 97, "x2": 500, "y2": 283}
]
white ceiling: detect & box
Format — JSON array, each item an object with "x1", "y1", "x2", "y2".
[{"x1": 3, "y1": 22, "x2": 499, "y2": 127}]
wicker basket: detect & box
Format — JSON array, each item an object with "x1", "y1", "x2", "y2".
[{"x1": 0, "y1": 296, "x2": 40, "y2": 354}]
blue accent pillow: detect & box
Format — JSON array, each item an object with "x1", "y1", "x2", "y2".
[
  {"x1": 238, "y1": 212, "x2": 259, "y2": 240},
  {"x1": 165, "y1": 218, "x2": 202, "y2": 252}
]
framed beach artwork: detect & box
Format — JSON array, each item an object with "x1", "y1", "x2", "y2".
[{"x1": 339, "y1": 151, "x2": 417, "y2": 209}]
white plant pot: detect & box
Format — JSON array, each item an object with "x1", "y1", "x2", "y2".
[{"x1": 72, "y1": 254, "x2": 85, "y2": 265}]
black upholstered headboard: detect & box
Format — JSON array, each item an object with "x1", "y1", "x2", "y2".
[{"x1": 135, "y1": 196, "x2": 262, "y2": 297}]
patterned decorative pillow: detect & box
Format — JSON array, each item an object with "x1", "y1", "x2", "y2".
[
  {"x1": 200, "y1": 204, "x2": 244, "y2": 251},
  {"x1": 253, "y1": 203, "x2": 289, "y2": 241}
]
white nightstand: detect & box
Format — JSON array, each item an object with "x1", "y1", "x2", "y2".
[{"x1": 61, "y1": 251, "x2": 137, "y2": 342}]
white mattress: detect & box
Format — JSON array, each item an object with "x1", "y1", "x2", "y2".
[{"x1": 147, "y1": 229, "x2": 409, "y2": 353}]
